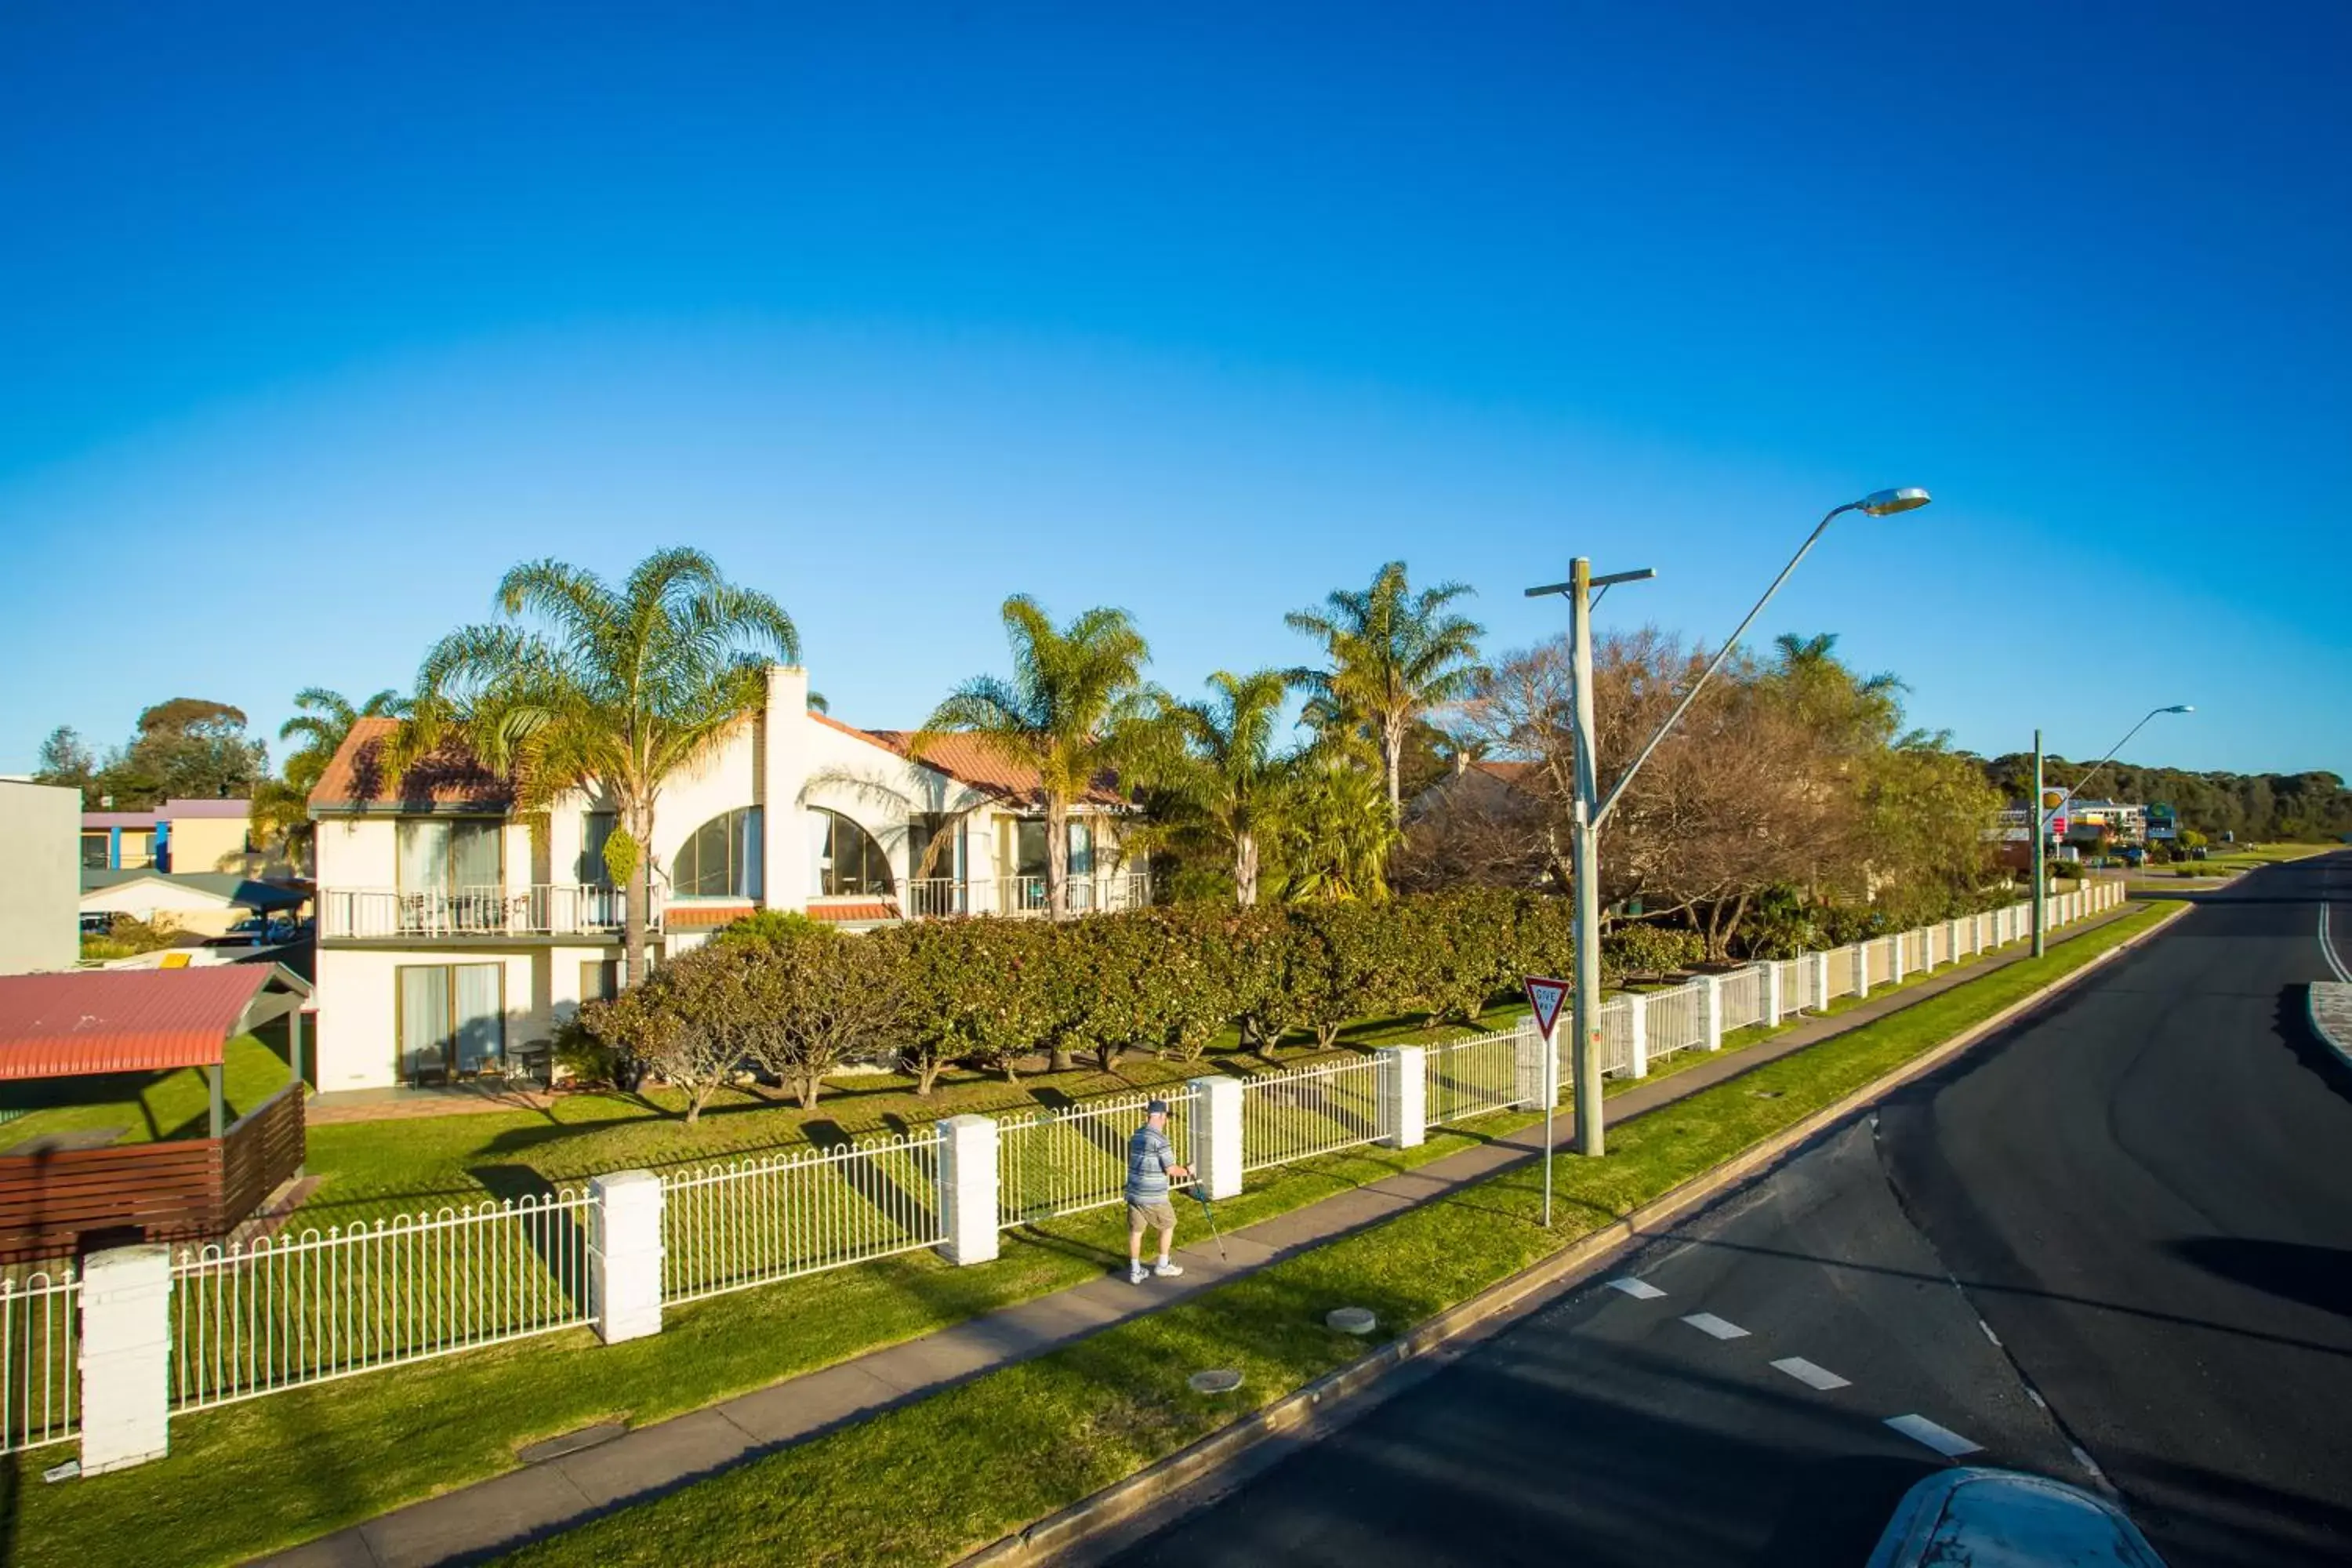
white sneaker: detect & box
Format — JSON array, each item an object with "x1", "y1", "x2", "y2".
[
  {"x1": 1128, "y1": 1261, "x2": 1149, "y2": 1285},
  {"x1": 1153, "y1": 1261, "x2": 1184, "y2": 1278}
]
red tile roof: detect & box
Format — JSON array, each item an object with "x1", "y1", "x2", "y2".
[
  {"x1": 1472, "y1": 760, "x2": 1538, "y2": 785},
  {"x1": 0, "y1": 967, "x2": 297, "y2": 1080},
  {"x1": 806, "y1": 899, "x2": 898, "y2": 924},
  {"x1": 310, "y1": 718, "x2": 513, "y2": 811},
  {"x1": 665, "y1": 903, "x2": 757, "y2": 929},
  {"x1": 815, "y1": 714, "x2": 1127, "y2": 808}
]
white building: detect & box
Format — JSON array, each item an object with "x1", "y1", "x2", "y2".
[
  {"x1": 0, "y1": 779, "x2": 80, "y2": 975},
  {"x1": 307, "y1": 666, "x2": 1146, "y2": 1090}
]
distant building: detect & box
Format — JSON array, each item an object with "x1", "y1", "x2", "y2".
[
  {"x1": 2063, "y1": 800, "x2": 2149, "y2": 847},
  {"x1": 79, "y1": 869, "x2": 305, "y2": 939},
  {"x1": 80, "y1": 798, "x2": 283, "y2": 877},
  {"x1": 0, "y1": 780, "x2": 80, "y2": 974}
]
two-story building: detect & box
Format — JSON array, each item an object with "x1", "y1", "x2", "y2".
[{"x1": 306, "y1": 666, "x2": 1147, "y2": 1089}]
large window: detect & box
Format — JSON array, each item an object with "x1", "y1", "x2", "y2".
[
  {"x1": 673, "y1": 807, "x2": 764, "y2": 898},
  {"x1": 397, "y1": 963, "x2": 504, "y2": 1080},
  {"x1": 578, "y1": 811, "x2": 617, "y2": 887},
  {"x1": 811, "y1": 808, "x2": 894, "y2": 898},
  {"x1": 81, "y1": 832, "x2": 110, "y2": 870},
  {"x1": 397, "y1": 819, "x2": 503, "y2": 894},
  {"x1": 579, "y1": 959, "x2": 620, "y2": 1004}
]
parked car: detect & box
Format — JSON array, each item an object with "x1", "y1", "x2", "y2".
[
  {"x1": 208, "y1": 915, "x2": 299, "y2": 948},
  {"x1": 1865, "y1": 1468, "x2": 2168, "y2": 1567},
  {"x1": 78, "y1": 911, "x2": 118, "y2": 936}
]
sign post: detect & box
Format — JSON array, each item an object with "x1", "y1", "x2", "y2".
[{"x1": 1524, "y1": 975, "x2": 1570, "y2": 1229}]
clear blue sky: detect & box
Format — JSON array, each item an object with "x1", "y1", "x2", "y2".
[{"x1": 3, "y1": 2, "x2": 2346, "y2": 778}]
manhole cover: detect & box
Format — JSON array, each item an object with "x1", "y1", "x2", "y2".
[
  {"x1": 1749, "y1": 1089, "x2": 1785, "y2": 1100},
  {"x1": 1189, "y1": 1369, "x2": 1243, "y2": 1395},
  {"x1": 1326, "y1": 1307, "x2": 1378, "y2": 1335}
]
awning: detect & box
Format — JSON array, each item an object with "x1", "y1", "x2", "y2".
[{"x1": 0, "y1": 964, "x2": 310, "y2": 1080}]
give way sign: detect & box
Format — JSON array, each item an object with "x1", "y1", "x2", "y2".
[{"x1": 1523, "y1": 975, "x2": 1570, "y2": 1042}]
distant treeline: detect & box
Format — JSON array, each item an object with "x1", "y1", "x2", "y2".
[{"x1": 1979, "y1": 756, "x2": 2352, "y2": 842}]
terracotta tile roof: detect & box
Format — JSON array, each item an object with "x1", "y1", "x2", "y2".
[
  {"x1": 665, "y1": 903, "x2": 757, "y2": 929},
  {"x1": 310, "y1": 718, "x2": 512, "y2": 811},
  {"x1": 1472, "y1": 760, "x2": 1538, "y2": 785},
  {"x1": 0, "y1": 967, "x2": 299, "y2": 1080},
  {"x1": 806, "y1": 899, "x2": 898, "y2": 924},
  {"x1": 814, "y1": 713, "x2": 1127, "y2": 808}
]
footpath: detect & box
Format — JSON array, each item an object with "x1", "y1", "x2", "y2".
[{"x1": 268, "y1": 906, "x2": 2141, "y2": 1568}]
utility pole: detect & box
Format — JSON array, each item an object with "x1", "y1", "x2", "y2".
[
  {"x1": 2031, "y1": 728, "x2": 2046, "y2": 957},
  {"x1": 1568, "y1": 559, "x2": 1605, "y2": 1161}
]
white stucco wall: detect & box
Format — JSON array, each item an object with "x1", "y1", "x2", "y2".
[{"x1": 0, "y1": 780, "x2": 79, "y2": 974}]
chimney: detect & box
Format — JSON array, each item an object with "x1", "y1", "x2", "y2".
[{"x1": 1452, "y1": 750, "x2": 1469, "y2": 778}]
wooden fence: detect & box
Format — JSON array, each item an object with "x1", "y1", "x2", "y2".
[{"x1": 0, "y1": 1087, "x2": 305, "y2": 1265}]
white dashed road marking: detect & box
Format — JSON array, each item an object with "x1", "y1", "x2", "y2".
[
  {"x1": 1679, "y1": 1312, "x2": 1751, "y2": 1341},
  {"x1": 1769, "y1": 1356, "x2": 1852, "y2": 1392},
  {"x1": 1608, "y1": 1277, "x2": 1667, "y2": 1300},
  {"x1": 1885, "y1": 1414, "x2": 1984, "y2": 1457}
]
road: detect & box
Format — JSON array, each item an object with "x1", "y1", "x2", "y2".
[{"x1": 1107, "y1": 854, "x2": 2352, "y2": 1568}]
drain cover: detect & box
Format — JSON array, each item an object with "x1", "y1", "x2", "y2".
[
  {"x1": 1189, "y1": 1368, "x2": 1244, "y2": 1395},
  {"x1": 1326, "y1": 1306, "x2": 1378, "y2": 1335}
]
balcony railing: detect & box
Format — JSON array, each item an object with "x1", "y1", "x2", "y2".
[
  {"x1": 903, "y1": 873, "x2": 1152, "y2": 920},
  {"x1": 321, "y1": 884, "x2": 656, "y2": 941}
]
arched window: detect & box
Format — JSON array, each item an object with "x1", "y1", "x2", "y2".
[
  {"x1": 810, "y1": 808, "x2": 894, "y2": 898},
  {"x1": 672, "y1": 808, "x2": 764, "y2": 898}
]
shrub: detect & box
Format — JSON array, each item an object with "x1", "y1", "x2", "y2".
[
  {"x1": 732, "y1": 923, "x2": 904, "y2": 1109},
  {"x1": 550, "y1": 1017, "x2": 619, "y2": 1087},
  {"x1": 1605, "y1": 921, "x2": 1706, "y2": 976}
]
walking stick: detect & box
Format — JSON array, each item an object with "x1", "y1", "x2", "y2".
[{"x1": 1191, "y1": 1187, "x2": 1230, "y2": 1262}]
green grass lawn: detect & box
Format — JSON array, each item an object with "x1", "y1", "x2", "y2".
[
  {"x1": 493, "y1": 900, "x2": 2183, "y2": 1568},
  {"x1": 2, "y1": 901, "x2": 2174, "y2": 1568},
  {"x1": 0, "y1": 1029, "x2": 299, "y2": 1147}
]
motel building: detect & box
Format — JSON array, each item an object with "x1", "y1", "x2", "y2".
[{"x1": 307, "y1": 666, "x2": 1145, "y2": 1091}]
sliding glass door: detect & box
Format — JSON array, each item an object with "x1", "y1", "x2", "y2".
[
  {"x1": 397, "y1": 962, "x2": 506, "y2": 1080},
  {"x1": 396, "y1": 819, "x2": 504, "y2": 931}
]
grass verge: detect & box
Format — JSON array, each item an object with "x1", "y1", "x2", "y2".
[
  {"x1": 488, "y1": 900, "x2": 2180, "y2": 1568},
  {"x1": 2, "y1": 906, "x2": 2161, "y2": 1568}
]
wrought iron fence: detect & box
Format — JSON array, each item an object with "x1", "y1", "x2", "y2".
[
  {"x1": 1421, "y1": 1029, "x2": 1528, "y2": 1127},
  {"x1": 1240, "y1": 1056, "x2": 1388, "y2": 1172},
  {"x1": 998, "y1": 1088, "x2": 1195, "y2": 1226},
  {"x1": 1, "y1": 1269, "x2": 78, "y2": 1454},
  {"x1": 662, "y1": 1132, "x2": 946, "y2": 1305}
]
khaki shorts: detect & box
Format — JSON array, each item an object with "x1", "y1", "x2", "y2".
[{"x1": 1126, "y1": 1198, "x2": 1178, "y2": 1233}]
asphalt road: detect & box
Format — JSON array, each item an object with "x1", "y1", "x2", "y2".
[{"x1": 1107, "y1": 854, "x2": 2352, "y2": 1568}]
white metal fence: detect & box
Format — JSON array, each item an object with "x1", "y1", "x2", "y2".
[
  {"x1": 1240, "y1": 1055, "x2": 1390, "y2": 1172},
  {"x1": 171, "y1": 1189, "x2": 595, "y2": 1411},
  {"x1": 999, "y1": 1088, "x2": 1196, "y2": 1226},
  {"x1": 1421, "y1": 1028, "x2": 1527, "y2": 1127},
  {"x1": 662, "y1": 1132, "x2": 946, "y2": 1305},
  {"x1": 2, "y1": 1269, "x2": 78, "y2": 1454},
  {"x1": 1646, "y1": 982, "x2": 1708, "y2": 1058}
]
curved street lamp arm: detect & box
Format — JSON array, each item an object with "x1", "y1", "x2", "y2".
[
  {"x1": 1595, "y1": 501, "x2": 1858, "y2": 827},
  {"x1": 2042, "y1": 707, "x2": 2163, "y2": 829}
]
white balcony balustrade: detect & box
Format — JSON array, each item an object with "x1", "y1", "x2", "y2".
[{"x1": 320, "y1": 884, "x2": 656, "y2": 940}]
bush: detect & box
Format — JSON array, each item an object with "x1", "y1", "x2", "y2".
[
  {"x1": 550, "y1": 1017, "x2": 619, "y2": 1087},
  {"x1": 1604, "y1": 922, "x2": 1706, "y2": 976}
]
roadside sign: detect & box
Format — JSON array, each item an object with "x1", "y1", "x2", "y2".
[{"x1": 1523, "y1": 975, "x2": 1570, "y2": 1042}]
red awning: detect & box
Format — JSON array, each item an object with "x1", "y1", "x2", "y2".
[{"x1": 0, "y1": 967, "x2": 304, "y2": 1080}]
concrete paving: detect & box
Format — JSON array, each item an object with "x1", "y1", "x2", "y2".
[{"x1": 260, "y1": 906, "x2": 2137, "y2": 1568}]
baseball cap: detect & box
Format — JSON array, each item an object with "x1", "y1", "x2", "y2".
[{"x1": 1145, "y1": 1098, "x2": 1170, "y2": 1116}]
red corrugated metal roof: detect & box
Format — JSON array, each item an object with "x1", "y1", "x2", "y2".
[{"x1": 0, "y1": 967, "x2": 286, "y2": 1080}]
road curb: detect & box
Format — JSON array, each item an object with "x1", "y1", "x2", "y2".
[
  {"x1": 2309, "y1": 982, "x2": 2352, "y2": 1070},
  {"x1": 961, "y1": 900, "x2": 2193, "y2": 1566}
]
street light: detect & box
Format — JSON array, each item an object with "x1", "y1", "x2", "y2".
[
  {"x1": 1526, "y1": 486, "x2": 1930, "y2": 1179},
  {"x1": 2030, "y1": 704, "x2": 2193, "y2": 956}
]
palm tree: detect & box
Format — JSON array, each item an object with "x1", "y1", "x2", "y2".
[
  {"x1": 1769, "y1": 631, "x2": 1904, "y2": 750},
  {"x1": 1276, "y1": 739, "x2": 1402, "y2": 902},
  {"x1": 916, "y1": 596, "x2": 1154, "y2": 921},
  {"x1": 1287, "y1": 561, "x2": 1484, "y2": 821},
  {"x1": 251, "y1": 687, "x2": 407, "y2": 874},
  {"x1": 393, "y1": 550, "x2": 798, "y2": 987},
  {"x1": 1162, "y1": 669, "x2": 1295, "y2": 907}
]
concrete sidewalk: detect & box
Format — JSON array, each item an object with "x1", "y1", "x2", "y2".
[{"x1": 266, "y1": 909, "x2": 2139, "y2": 1568}]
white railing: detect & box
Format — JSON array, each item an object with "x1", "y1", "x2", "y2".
[
  {"x1": 1646, "y1": 983, "x2": 1708, "y2": 1058},
  {"x1": 1422, "y1": 1028, "x2": 1528, "y2": 1127},
  {"x1": 321, "y1": 884, "x2": 655, "y2": 940},
  {"x1": 662, "y1": 1132, "x2": 946, "y2": 1305},
  {"x1": 1824, "y1": 945, "x2": 1857, "y2": 1000},
  {"x1": 883, "y1": 875, "x2": 1160, "y2": 922},
  {"x1": 171, "y1": 1189, "x2": 595, "y2": 1410},
  {"x1": 2, "y1": 1269, "x2": 78, "y2": 1454},
  {"x1": 998, "y1": 1088, "x2": 1196, "y2": 1227},
  {"x1": 1719, "y1": 967, "x2": 1764, "y2": 1031},
  {"x1": 1240, "y1": 1055, "x2": 1389, "y2": 1172}
]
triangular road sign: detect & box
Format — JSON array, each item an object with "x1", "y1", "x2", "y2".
[{"x1": 1523, "y1": 975, "x2": 1570, "y2": 1042}]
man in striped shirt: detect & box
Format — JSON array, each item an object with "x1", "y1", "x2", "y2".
[{"x1": 1126, "y1": 1099, "x2": 1192, "y2": 1285}]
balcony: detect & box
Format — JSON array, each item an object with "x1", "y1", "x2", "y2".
[
  {"x1": 901, "y1": 873, "x2": 1152, "y2": 920},
  {"x1": 321, "y1": 884, "x2": 657, "y2": 942}
]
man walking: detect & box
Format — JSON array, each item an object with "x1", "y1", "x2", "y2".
[{"x1": 1127, "y1": 1098, "x2": 1192, "y2": 1285}]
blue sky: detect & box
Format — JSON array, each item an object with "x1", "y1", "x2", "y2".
[{"x1": 2, "y1": 2, "x2": 2346, "y2": 778}]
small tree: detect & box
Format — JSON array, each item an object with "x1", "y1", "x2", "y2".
[
  {"x1": 733, "y1": 925, "x2": 905, "y2": 1110},
  {"x1": 581, "y1": 959, "x2": 745, "y2": 1126}
]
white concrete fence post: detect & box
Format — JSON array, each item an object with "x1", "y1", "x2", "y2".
[
  {"x1": 1813, "y1": 952, "x2": 1831, "y2": 1010},
  {"x1": 1624, "y1": 996, "x2": 1648, "y2": 1079},
  {"x1": 78, "y1": 1244, "x2": 172, "y2": 1475},
  {"x1": 1187, "y1": 1075, "x2": 1245, "y2": 1200},
  {"x1": 589, "y1": 1169, "x2": 665, "y2": 1344},
  {"x1": 1947, "y1": 919, "x2": 1964, "y2": 964},
  {"x1": 1853, "y1": 943, "x2": 1871, "y2": 1000},
  {"x1": 1892, "y1": 931, "x2": 1907, "y2": 979},
  {"x1": 1515, "y1": 1022, "x2": 1552, "y2": 1109},
  {"x1": 1761, "y1": 962, "x2": 1783, "y2": 1029},
  {"x1": 1700, "y1": 974, "x2": 1725, "y2": 1051},
  {"x1": 1376, "y1": 1045, "x2": 1427, "y2": 1148},
  {"x1": 935, "y1": 1114, "x2": 1000, "y2": 1267}
]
